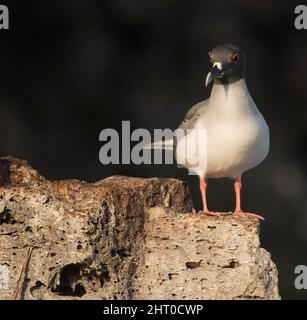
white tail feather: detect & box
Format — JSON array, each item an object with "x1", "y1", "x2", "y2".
[{"x1": 143, "y1": 138, "x2": 174, "y2": 151}]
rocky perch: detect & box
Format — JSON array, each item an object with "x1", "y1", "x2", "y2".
[{"x1": 0, "y1": 157, "x2": 280, "y2": 300}]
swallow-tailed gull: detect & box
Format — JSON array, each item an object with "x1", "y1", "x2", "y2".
[{"x1": 149, "y1": 44, "x2": 269, "y2": 220}]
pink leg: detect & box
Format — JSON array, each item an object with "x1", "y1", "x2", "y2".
[
  {"x1": 199, "y1": 178, "x2": 226, "y2": 216},
  {"x1": 234, "y1": 177, "x2": 265, "y2": 220},
  {"x1": 199, "y1": 177, "x2": 209, "y2": 213},
  {"x1": 234, "y1": 177, "x2": 242, "y2": 213}
]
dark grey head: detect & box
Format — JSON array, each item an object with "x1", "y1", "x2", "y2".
[{"x1": 205, "y1": 44, "x2": 246, "y2": 86}]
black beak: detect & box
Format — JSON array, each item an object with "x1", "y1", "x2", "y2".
[{"x1": 205, "y1": 65, "x2": 224, "y2": 86}]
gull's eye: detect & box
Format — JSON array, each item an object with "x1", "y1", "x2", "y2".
[
  {"x1": 208, "y1": 52, "x2": 213, "y2": 64},
  {"x1": 231, "y1": 53, "x2": 239, "y2": 63}
]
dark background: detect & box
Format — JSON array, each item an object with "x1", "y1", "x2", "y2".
[{"x1": 1, "y1": 0, "x2": 306, "y2": 299}]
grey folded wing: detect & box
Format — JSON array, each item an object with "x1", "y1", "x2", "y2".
[
  {"x1": 177, "y1": 98, "x2": 209, "y2": 134},
  {"x1": 178, "y1": 99, "x2": 209, "y2": 131},
  {"x1": 175, "y1": 99, "x2": 209, "y2": 166}
]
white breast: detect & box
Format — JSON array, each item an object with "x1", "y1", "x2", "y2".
[{"x1": 176, "y1": 79, "x2": 270, "y2": 178}]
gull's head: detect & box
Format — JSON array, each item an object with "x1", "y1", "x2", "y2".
[{"x1": 205, "y1": 44, "x2": 246, "y2": 87}]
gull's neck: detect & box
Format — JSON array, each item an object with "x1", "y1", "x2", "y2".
[{"x1": 208, "y1": 78, "x2": 254, "y2": 116}]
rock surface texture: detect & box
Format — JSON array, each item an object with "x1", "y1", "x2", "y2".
[{"x1": 0, "y1": 157, "x2": 280, "y2": 300}]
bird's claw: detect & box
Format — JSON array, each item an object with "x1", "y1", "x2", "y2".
[
  {"x1": 235, "y1": 211, "x2": 265, "y2": 221},
  {"x1": 199, "y1": 210, "x2": 265, "y2": 221},
  {"x1": 200, "y1": 211, "x2": 228, "y2": 217}
]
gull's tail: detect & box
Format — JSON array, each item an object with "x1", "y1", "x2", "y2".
[{"x1": 143, "y1": 138, "x2": 174, "y2": 151}]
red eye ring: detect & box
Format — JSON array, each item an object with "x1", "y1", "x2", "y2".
[{"x1": 231, "y1": 53, "x2": 239, "y2": 63}]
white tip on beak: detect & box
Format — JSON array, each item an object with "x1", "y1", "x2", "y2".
[
  {"x1": 205, "y1": 62, "x2": 223, "y2": 87},
  {"x1": 213, "y1": 62, "x2": 222, "y2": 70}
]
